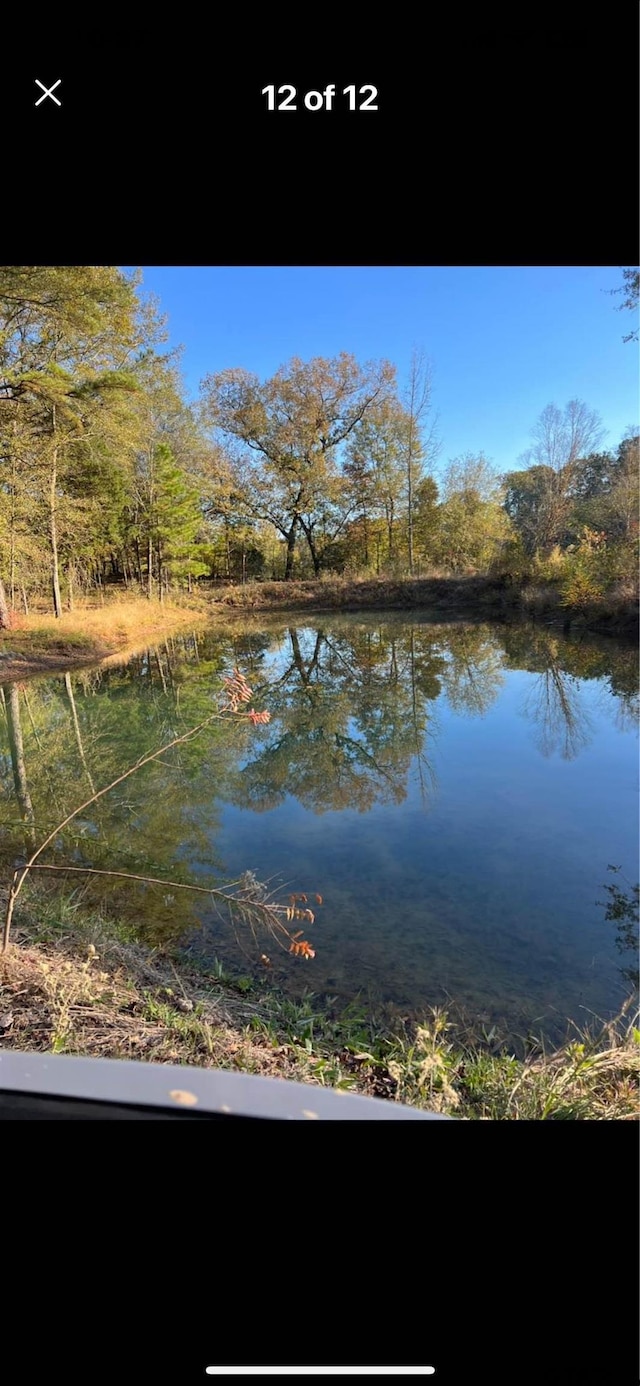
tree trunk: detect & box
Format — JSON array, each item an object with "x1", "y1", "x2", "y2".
[
  {"x1": 299, "y1": 518, "x2": 321, "y2": 575},
  {"x1": 0, "y1": 577, "x2": 12, "y2": 630},
  {"x1": 21, "y1": 585, "x2": 29, "y2": 617},
  {"x1": 10, "y1": 419, "x2": 19, "y2": 611},
  {"x1": 387, "y1": 501, "x2": 395, "y2": 562},
  {"x1": 154, "y1": 651, "x2": 168, "y2": 693},
  {"x1": 50, "y1": 417, "x2": 63, "y2": 619},
  {"x1": 163, "y1": 639, "x2": 175, "y2": 692},
  {"x1": 147, "y1": 534, "x2": 153, "y2": 600},
  {"x1": 64, "y1": 672, "x2": 95, "y2": 793},
  {"x1": 284, "y1": 517, "x2": 299, "y2": 579},
  {"x1": 407, "y1": 434, "x2": 414, "y2": 575},
  {"x1": 67, "y1": 564, "x2": 74, "y2": 612},
  {"x1": 5, "y1": 684, "x2": 35, "y2": 840},
  {"x1": 157, "y1": 543, "x2": 166, "y2": 603},
  {"x1": 289, "y1": 627, "x2": 323, "y2": 685}
]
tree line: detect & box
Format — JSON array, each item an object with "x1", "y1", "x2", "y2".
[{"x1": 0, "y1": 266, "x2": 637, "y2": 621}]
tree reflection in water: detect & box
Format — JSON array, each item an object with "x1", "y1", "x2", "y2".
[
  {"x1": 523, "y1": 664, "x2": 594, "y2": 760},
  {"x1": 233, "y1": 622, "x2": 443, "y2": 814},
  {"x1": 0, "y1": 615, "x2": 636, "y2": 1037}
]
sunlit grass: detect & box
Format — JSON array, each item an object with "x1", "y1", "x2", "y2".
[
  {"x1": 382, "y1": 1003, "x2": 639, "y2": 1120},
  {"x1": 0, "y1": 594, "x2": 207, "y2": 668}
]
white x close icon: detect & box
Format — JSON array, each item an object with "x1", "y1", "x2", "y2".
[{"x1": 35, "y1": 79, "x2": 62, "y2": 107}]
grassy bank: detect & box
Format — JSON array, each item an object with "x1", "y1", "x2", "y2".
[
  {"x1": 205, "y1": 574, "x2": 639, "y2": 636},
  {"x1": 1, "y1": 891, "x2": 637, "y2": 1119},
  {"x1": 0, "y1": 577, "x2": 636, "y2": 684},
  {"x1": 0, "y1": 595, "x2": 208, "y2": 680}
]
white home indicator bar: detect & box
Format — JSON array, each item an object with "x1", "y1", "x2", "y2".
[{"x1": 205, "y1": 1371, "x2": 436, "y2": 1377}]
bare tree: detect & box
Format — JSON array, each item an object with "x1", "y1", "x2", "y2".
[
  {"x1": 523, "y1": 400, "x2": 606, "y2": 473},
  {"x1": 403, "y1": 348, "x2": 439, "y2": 574},
  {"x1": 517, "y1": 400, "x2": 606, "y2": 551}
]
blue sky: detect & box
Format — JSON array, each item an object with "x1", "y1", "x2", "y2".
[{"x1": 133, "y1": 266, "x2": 638, "y2": 476}]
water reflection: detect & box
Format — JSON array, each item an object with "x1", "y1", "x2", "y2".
[
  {"x1": 0, "y1": 618, "x2": 636, "y2": 849},
  {"x1": 0, "y1": 616, "x2": 637, "y2": 1039},
  {"x1": 0, "y1": 682, "x2": 35, "y2": 844},
  {"x1": 234, "y1": 624, "x2": 441, "y2": 814},
  {"x1": 599, "y1": 867, "x2": 640, "y2": 990},
  {"x1": 436, "y1": 627, "x2": 505, "y2": 717},
  {"x1": 523, "y1": 665, "x2": 594, "y2": 760}
]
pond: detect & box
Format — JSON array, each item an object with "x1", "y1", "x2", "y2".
[{"x1": 0, "y1": 614, "x2": 637, "y2": 1044}]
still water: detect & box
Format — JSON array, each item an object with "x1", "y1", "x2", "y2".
[{"x1": 1, "y1": 615, "x2": 637, "y2": 1042}]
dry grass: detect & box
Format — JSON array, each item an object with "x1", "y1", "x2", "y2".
[
  {"x1": 501, "y1": 1017, "x2": 640, "y2": 1119},
  {"x1": 206, "y1": 574, "x2": 508, "y2": 614},
  {"x1": 205, "y1": 573, "x2": 638, "y2": 635},
  {"x1": 0, "y1": 926, "x2": 310, "y2": 1081},
  {"x1": 0, "y1": 595, "x2": 208, "y2": 679},
  {"x1": 24, "y1": 593, "x2": 205, "y2": 644}
]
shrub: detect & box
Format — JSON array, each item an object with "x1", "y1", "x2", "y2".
[
  {"x1": 560, "y1": 528, "x2": 625, "y2": 609},
  {"x1": 488, "y1": 535, "x2": 533, "y2": 584},
  {"x1": 531, "y1": 545, "x2": 567, "y2": 583}
]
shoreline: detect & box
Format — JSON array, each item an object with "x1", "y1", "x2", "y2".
[
  {"x1": 0, "y1": 598, "x2": 208, "y2": 681},
  {"x1": 0, "y1": 579, "x2": 637, "y2": 681},
  {"x1": 0, "y1": 588, "x2": 637, "y2": 1118},
  {"x1": 204, "y1": 575, "x2": 639, "y2": 637},
  {"x1": 1, "y1": 895, "x2": 636, "y2": 1119}
]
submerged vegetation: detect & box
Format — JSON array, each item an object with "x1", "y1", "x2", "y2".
[{"x1": 1, "y1": 889, "x2": 637, "y2": 1118}]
